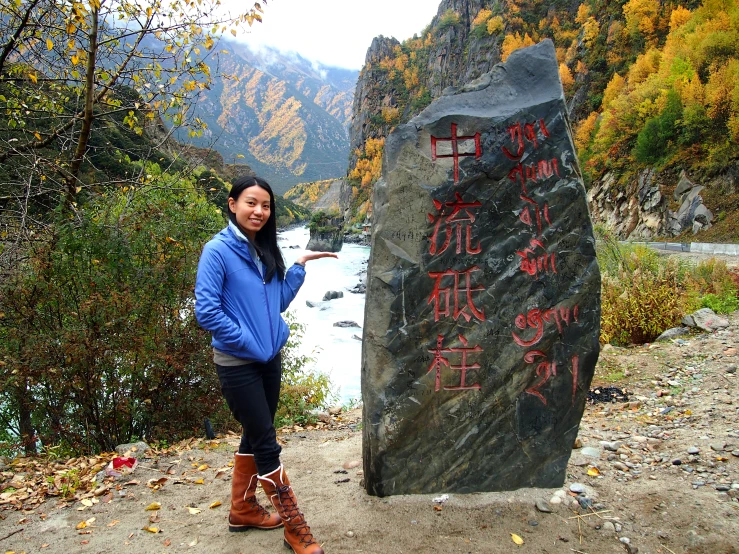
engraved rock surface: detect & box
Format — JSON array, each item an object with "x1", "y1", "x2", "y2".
[{"x1": 361, "y1": 40, "x2": 601, "y2": 496}]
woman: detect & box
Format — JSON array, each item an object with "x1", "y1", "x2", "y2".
[{"x1": 195, "y1": 175, "x2": 335, "y2": 554}]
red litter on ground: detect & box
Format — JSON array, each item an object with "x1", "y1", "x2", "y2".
[{"x1": 112, "y1": 457, "x2": 137, "y2": 469}]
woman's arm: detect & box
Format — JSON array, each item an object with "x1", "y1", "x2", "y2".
[{"x1": 279, "y1": 252, "x2": 339, "y2": 312}]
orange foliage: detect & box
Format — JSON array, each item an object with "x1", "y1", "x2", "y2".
[
  {"x1": 669, "y1": 6, "x2": 692, "y2": 32},
  {"x1": 472, "y1": 8, "x2": 493, "y2": 28},
  {"x1": 574, "y1": 112, "x2": 599, "y2": 152},
  {"x1": 559, "y1": 63, "x2": 575, "y2": 91},
  {"x1": 501, "y1": 32, "x2": 536, "y2": 62},
  {"x1": 602, "y1": 73, "x2": 627, "y2": 110}
]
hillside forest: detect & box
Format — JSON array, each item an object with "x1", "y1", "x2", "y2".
[{"x1": 344, "y1": 0, "x2": 739, "y2": 241}]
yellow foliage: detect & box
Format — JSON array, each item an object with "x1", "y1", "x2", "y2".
[
  {"x1": 487, "y1": 16, "x2": 504, "y2": 35},
  {"x1": 381, "y1": 106, "x2": 400, "y2": 124},
  {"x1": 472, "y1": 8, "x2": 493, "y2": 28},
  {"x1": 602, "y1": 73, "x2": 627, "y2": 110},
  {"x1": 365, "y1": 137, "x2": 385, "y2": 158},
  {"x1": 627, "y1": 48, "x2": 661, "y2": 85},
  {"x1": 669, "y1": 6, "x2": 692, "y2": 32},
  {"x1": 574, "y1": 111, "x2": 599, "y2": 152},
  {"x1": 575, "y1": 4, "x2": 591, "y2": 25},
  {"x1": 575, "y1": 60, "x2": 587, "y2": 75},
  {"x1": 583, "y1": 18, "x2": 600, "y2": 47},
  {"x1": 501, "y1": 32, "x2": 535, "y2": 62},
  {"x1": 705, "y1": 59, "x2": 739, "y2": 123},
  {"x1": 559, "y1": 63, "x2": 574, "y2": 90},
  {"x1": 623, "y1": 0, "x2": 660, "y2": 43},
  {"x1": 607, "y1": 21, "x2": 624, "y2": 44}
]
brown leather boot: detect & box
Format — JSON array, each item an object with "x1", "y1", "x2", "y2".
[
  {"x1": 229, "y1": 453, "x2": 282, "y2": 531},
  {"x1": 258, "y1": 465, "x2": 324, "y2": 554}
]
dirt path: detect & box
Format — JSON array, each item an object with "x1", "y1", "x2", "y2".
[{"x1": 2, "y1": 314, "x2": 739, "y2": 554}]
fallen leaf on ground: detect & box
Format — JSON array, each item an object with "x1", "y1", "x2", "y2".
[
  {"x1": 187, "y1": 507, "x2": 201, "y2": 515},
  {"x1": 189, "y1": 537, "x2": 199, "y2": 547},
  {"x1": 197, "y1": 464, "x2": 209, "y2": 471},
  {"x1": 163, "y1": 538, "x2": 171, "y2": 547},
  {"x1": 587, "y1": 467, "x2": 601, "y2": 476},
  {"x1": 192, "y1": 479, "x2": 204, "y2": 485},
  {"x1": 511, "y1": 533, "x2": 524, "y2": 545},
  {"x1": 145, "y1": 502, "x2": 162, "y2": 511},
  {"x1": 76, "y1": 521, "x2": 87, "y2": 530},
  {"x1": 107, "y1": 520, "x2": 120, "y2": 527},
  {"x1": 142, "y1": 526, "x2": 160, "y2": 533},
  {"x1": 209, "y1": 501, "x2": 221, "y2": 509}
]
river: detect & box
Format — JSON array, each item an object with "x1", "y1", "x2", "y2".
[{"x1": 278, "y1": 226, "x2": 369, "y2": 404}]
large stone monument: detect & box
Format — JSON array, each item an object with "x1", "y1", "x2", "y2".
[{"x1": 361, "y1": 40, "x2": 601, "y2": 496}]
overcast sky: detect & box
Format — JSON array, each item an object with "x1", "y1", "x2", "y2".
[{"x1": 223, "y1": 0, "x2": 441, "y2": 70}]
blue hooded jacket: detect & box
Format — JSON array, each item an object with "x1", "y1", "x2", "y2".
[{"x1": 195, "y1": 226, "x2": 306, "y2": 363}]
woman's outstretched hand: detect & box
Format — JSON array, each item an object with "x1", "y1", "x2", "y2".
[{"x1": 297, "y1": 252, "x2": 339, "y2": 265}]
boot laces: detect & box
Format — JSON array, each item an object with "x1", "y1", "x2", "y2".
[
  {"x1": 278, "y1": 486, "x2": 316, "y2": 545},
  {"x1": 246, "y1": 493, "x2": 271, "y2": 518}
]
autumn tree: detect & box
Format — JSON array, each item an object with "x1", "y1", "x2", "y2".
[{"x1": 0, "y1": 0, "x2": 265, "y2": 253}]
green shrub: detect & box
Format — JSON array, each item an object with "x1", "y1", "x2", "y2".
[
  {"x1": 700, "y1": 292, "x2": 739, "y2": 314},
  {"x1": 0, "y1": 174, "x2": 228, "y2": 455},
  {"x1": 276, "y1": 312, "x2": 334, "y2": 427},
  {"x1": 437, "y1": 9, "x2": 461, "y2": 33}
]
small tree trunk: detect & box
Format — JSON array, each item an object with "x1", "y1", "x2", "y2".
[{"x1": 16, "y1": 380, "x2": 36, "y2": 455}]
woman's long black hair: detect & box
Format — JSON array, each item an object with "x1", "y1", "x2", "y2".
[{"x1": 228, "y1": 176, "x2": 285, "y2": 282}]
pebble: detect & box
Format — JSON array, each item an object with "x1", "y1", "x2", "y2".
[
  {"x1": 687, "y1": 446, "x2": 700, "y2": 455},
  {"x1": 603, "y1": 521, "x2": 616, "y2": 533},
  {"x1": 711, "y1": 443, "x2": 726, "y2": 451},
  {"x1": 345, "y1": 531, "x2": 355, "y2": 538},
  {"x1": 620, "y1": 537, "x2": 631, "y2": 544},
  {"x1": 549, "y1": 496, "x2": 562, "y2": 505},
  {"x1": 535, "y1": 499, "x2": 552, "y2": 513},
  {"x1": 581, "y1": 447, "x2": 601, "y2": 458},
  {"x1": 672, "y1": 459, "x2": 683, "y2": 465},
  {"x1": 528, "y1": 520, "x2": 539, "y2": 527},
  {"x1": 569, "y1": 483, "x2": 586, "y2": 494},
  {"x1": 613, "y1": 461, "x2": 629, "y2": 471},
  {"x1": 601, "y1": 441, "x2": 622, "y2": 452}
]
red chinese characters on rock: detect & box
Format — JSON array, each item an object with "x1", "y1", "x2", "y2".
[
  {"x1": 427, "y1": 266, "x2": 486, "y2": 323},
  {"x1": 428, "y1": 192, "x2": 482, "y2": 256},
  {"x1": 422, "y1": 176, "x2": 486, "y2": 392},
  {"x1": 430, "y1": 123, "x2": 482, "y2": 185},
  {"x1": 426, "y1": 334, "x2": 483, "y2": 392}
]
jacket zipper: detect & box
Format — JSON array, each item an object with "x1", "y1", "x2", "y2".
[{"x1": 239, "y1": 232, "x2": 275, "y2": 356}]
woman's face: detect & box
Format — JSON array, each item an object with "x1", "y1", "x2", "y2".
[{"x1": 228, "y1": 185, "x2": 271, "y2": 240}]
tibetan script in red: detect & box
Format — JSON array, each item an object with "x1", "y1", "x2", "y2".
[
  {"x1": 523, "y1": 352, "x2": 580, "y2": 406},
  {"x1": 512, "y1": 306, "x2": 580, "y2": 347},
  {"x1": 502, "y1": 119, "x2": 550, "y2": 161},
  {"x1": 517, "y1": 238, "x2": 557, "y2": 278}
]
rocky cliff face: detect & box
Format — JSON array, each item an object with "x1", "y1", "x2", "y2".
[
  {"x1": 350, "y1": 0, "x2": 535, "y2": 164},
  {"x1": 587, "y1": 170, "x2": 714, "y2": 239}
]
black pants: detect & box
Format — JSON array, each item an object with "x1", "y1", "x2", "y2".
[{"x1": 216, "y1": 353, "x2": 282, "y2": 475}]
